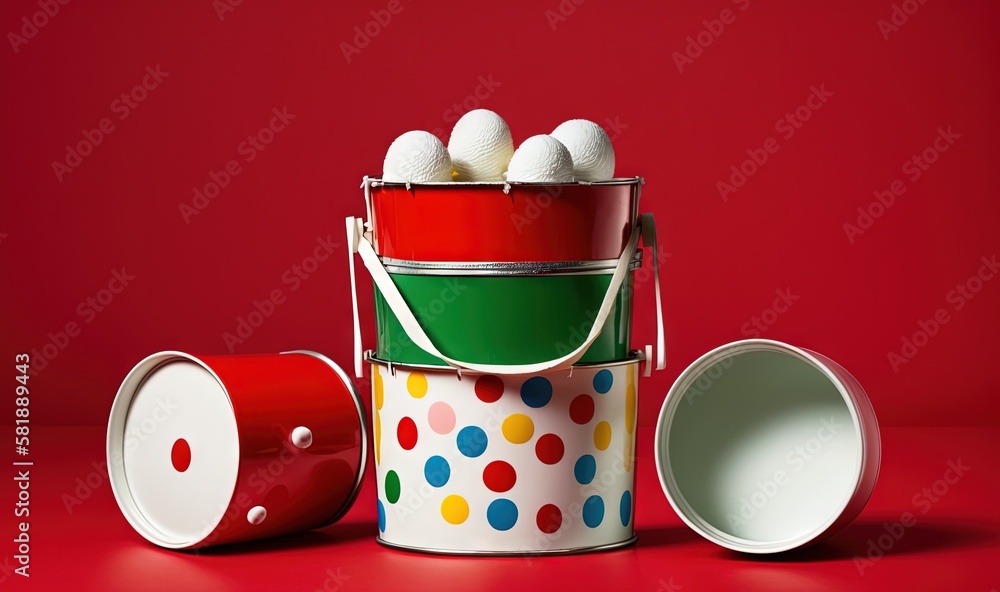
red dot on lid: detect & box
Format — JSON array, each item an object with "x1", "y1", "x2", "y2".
[{"x1": 171, "y1": 438, "x2": 191, "y2": 472}]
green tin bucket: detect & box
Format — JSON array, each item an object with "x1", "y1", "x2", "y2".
[
  {"x1": 346, "y1": 213, "x2": 665, "y2": 377},
  {"x1": 372, "y1": 257, "x2": 641, "y2": 367}
]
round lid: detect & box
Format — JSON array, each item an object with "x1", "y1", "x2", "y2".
[
  {"x1": 108, "y1": 352, "x2": 240, "y2": 548},
  {"x1": 655, "y1": 339, "x2": 877, "y2": 553}
]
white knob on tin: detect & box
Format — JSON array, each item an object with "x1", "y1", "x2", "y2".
[
  {"x1": 291, "y1": 426, "x2": 313, "y2": 449},
  {"x1": 247, "y1": 506, "x2": 267, "y2": 525}
]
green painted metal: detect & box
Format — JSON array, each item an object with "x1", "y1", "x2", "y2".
[{"x1": 374, "y1": 272, "x2": 634, "y2": 366}]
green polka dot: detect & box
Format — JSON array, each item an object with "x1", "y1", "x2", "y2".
[{"x1": 385, "y1": 470, "x2": 401, "y2": 504}]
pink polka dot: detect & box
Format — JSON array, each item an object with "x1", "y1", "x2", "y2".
[
  {"x1": 428, "y1": 402, "x2": 456, "y2": 435},
  {"x1": 397, "y1": 417, "x2": 418, "y2": 450}
]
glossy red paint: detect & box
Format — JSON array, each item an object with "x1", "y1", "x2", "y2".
[
  {"x1": 367, "y1": 181, "x2": 639, "y2": 262},
  {"x1": 108, "y1": 351, "x2": 366, "y2": 548}
]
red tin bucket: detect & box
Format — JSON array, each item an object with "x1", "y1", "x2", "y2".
[
  {"x1": 363, "y1": 177, "x2": 642, "y2": 263},
  {"x1": 107, "y1": 350, "x2": 367, "y2": 549}
]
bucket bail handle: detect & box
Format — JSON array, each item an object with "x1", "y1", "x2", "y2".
[{"x1": 347, "y1": 212, "x2": 664, "y2": 376}]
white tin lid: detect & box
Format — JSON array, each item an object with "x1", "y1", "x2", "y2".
[
  {"x1": 108, "y1": 352, "x2": 240, "y2": 548},
  {"x1": 654, "y1": 339, "x2": 880, "y2": 553}
]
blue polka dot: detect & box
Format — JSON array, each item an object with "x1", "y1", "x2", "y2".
[
  {"x1": 486, "y1": 498, "x2": 518, "y2": 531},
  {"x1": 424, "y1": 455, "x2": 450, "y2": 487},
  {"x1": 574, "y1": 454, "x2": 597, "y2": 485},
  {"x1": 456, "y1": 426, "x2": 488, "y2": 458},
  {"x1": 620, "y1": 490, "x2": 632, "y2": 527},
  {"x1": 377, "y1": 499, "x2": 386, "y2": 532},
  {"x1": 583, "y1": 495, "x2": 604, "y2": 528},
  {"x1": 520, "y1": 377, "x2": 553, "y2": 408},
  {"x1": 593, "y1": 370, "x2": 613, "y2": 394}
]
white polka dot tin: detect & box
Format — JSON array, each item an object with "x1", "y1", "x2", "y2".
[
  {"x1": 370, "y1": 354, "x2": 642, "y2": 555},
  {"x1": 107, "y1": 350, "x2": 367, "y2": 549}
]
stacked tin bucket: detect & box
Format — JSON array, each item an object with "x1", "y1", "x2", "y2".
[{"x1": 347, "y1": 176, "x2": 664, "y2": 554}]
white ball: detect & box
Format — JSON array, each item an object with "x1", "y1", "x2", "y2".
[
  {"x1": 382, "y1": 130, "x2": 453, "y2": 183},
  {"x1": 505, "y1": 135, "x2": 575, "y2": 183},
  {"x1": 550, "y1": 119, "x2": 615, "y2": 181},
  {"x1": 447, "y1": 109, "x2": 514, "y2": 181}
]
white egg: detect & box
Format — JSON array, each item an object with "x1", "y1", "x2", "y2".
[
  {"x1": 382, "y1": 130, "x2": 453, "y2": 183},
  {"x1": 505, "y1": 135, "x2": 575, "y2": 183},
  {"x1": 550, "y1": 119, "x2": 615, "y2": 181},
  {"x1": 447, "y1": 109, "x2": 514, "y2": 181}
]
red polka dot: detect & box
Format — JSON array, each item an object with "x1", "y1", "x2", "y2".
[
  {"x1": 475, "y1": 375, "x2": 504, "y2": 403},
  {"x1": 397, "y1": 417, "x2": 418, "y2": 450},
  {"x1": 569, "y1": 394, "x2": 595, "y2": 424},
  {"x1": 536, "y1": 504, "x2": 562, "y2": 534},
  {"x1": 483, "y1": 460, "x2": 516, "y2": 492},
  {"x1": 535, "y1": 433, "x2": 564, "y2": 465},
  {"x1": 171, "y1": 438, "x2": 191, "y2": 472}
]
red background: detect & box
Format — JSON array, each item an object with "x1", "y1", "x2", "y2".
[
  {"x1": 1, "y1": 0, "x2": 999, "y2": 590},
  {"x1": 2, "y1": 0, "x2": 999, "y2": 428}
]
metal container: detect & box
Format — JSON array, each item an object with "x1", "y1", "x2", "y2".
[
  {"x1": 107, "y1": 350, "x2": 367, "y2": 549},
  {"x1": 370, "y1": 353, "x2": 644, "y2": 555},
  {"x1": 372, "y1": 255, "x2": 641, "y2": 367},
  {"x1": 654, "y1": 339, "x2": 881, "y2": 553},
  {"x1": 346, "y1": 211, "x2": 666, "y2": 377},
  {"x1": 363, "y1": 177, "x2": 642, "y2": 263}
]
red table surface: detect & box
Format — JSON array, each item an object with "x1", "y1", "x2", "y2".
[{"x1": 10, "y1": 425, "x2": 998, "y2": 591}]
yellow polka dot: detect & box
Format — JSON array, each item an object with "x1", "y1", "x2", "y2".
[
  {"x1": 374, "y1": 411, "x2": 381, "y2": 466},
  {"x1": 502, "y1": 414, "x2": 534, "y2": 444},
  {"x1": 594, "y1": 421, "x2": 612, "y2": 451},
  {"x1": 373, "y1": 366, "x2": 384, "y2": 410},
  {"x1": 624, "y1": 432, "x2": 633, "y2": 473},
  {"x1": 625, "y1": 384, "x2": 636, "y2": 435},
  {"x1": 406, "y1": 371, "x2": 428, "y2": 398},
  {"x1": 441, "y1": 494, "x2": 469, "y2": 524},
  {"x1": 627, "y1": 363, "x2": 635, "y2": 388}
]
